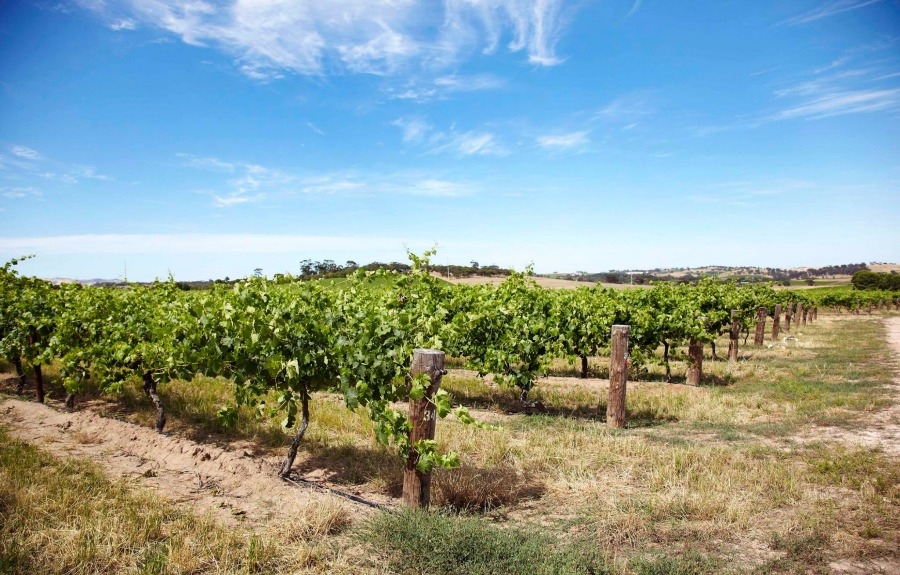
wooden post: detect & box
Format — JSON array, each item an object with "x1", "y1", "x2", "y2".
[
  {"x1": 772, "y1": 304, "x2": 782, "y2": 340},
  {"x1": 754, "y1": 307, "x2": 767, "y2": 346},
  {"x1": 686, "y1": 339, "x2": 703, "y2": 385},
  {"x1": 867, "y1": 301, "x2": 872, "y2": 315},
  {"x1": 34, "y1": 365, "x2": 44, "y2": 404},
  {"x1": 402, "y1": 349, "x2": 445, "y2": 509},
  {"x1": 794, "y1": 304, "x2": 803, "y2": 329},
  {"x1": 878, "y1": 299, "x2": 884, "y2": 312},
  {"x1": 728, "y1": 310, "x2": 739, "y2": 362},
  {"x1": 801, "y1": 306, "x2": 808, "y2": 325},
  {"x1": 607, "y1": 325, "x2": 630, "y2": 429},
  {"x1": 813, "y1": 307, "x2": 818, "y2": 321},
  {"x1": 784, "y1": 303, "x2": 792, "y2": 332}
]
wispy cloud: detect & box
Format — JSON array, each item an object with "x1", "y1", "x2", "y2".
[
  {"x1": 1, "y1": 187, "x2": 42, "y2": 199},
  {"x1": 393, "y1": 119, "x2": 507, "y2": 156},
  {"x1": 1, "y1": 145, "x2": 113, "y2": 185},
  {"x1": 770, "y1": 50, "x2": 900, "y2": 120},
  {"x1": 296, "y1": 172, "x2": 474, "y2": 197},
  {"x1": 778, "y1": 0, "x2": 882, "y2": 26},
  {"x1": 773, "y1": 87, "x2": 900, "y2": 120},
  {"x1": 109, "y1": 18, "x2": 137, "y2": 30},
  {"x1": 9, "y1": 145, "x2": 42, "y2": 160},
  {"x1": 594, "y1": 94, "x2": 656, "y2": 123},
  {"x1": 536, "y1": 131, "x2": 589, "y2": 149},
  {"x1": 398, "y1": 73, "x2": 506, "y2": 100},
  {"x1": 181, "y1": 154, "x2": 476, "y2": 206},
  {"x1": 693, "y1": 47, "x2": 900, "y2": 133},
  {"x1": 215, "y1": 163, "x2": 293, "y2": 208},
  {"x1": 689, "y1": 180, "x2": 817, "y2": 206},
  {"x1": 389, "y1": 73, "x2": 505, "y2": 101},
  {"x1": 625, "y1": 0, "x2": 643, "y2": 20},
  {"x1": 306, "y1": 122, "x2": 325, "y2": 136},
  {"x1": 431, "y1": 131, "x2": 507, "y2": 156},
  {"x1": 74, "y1": 1, "x2": 575, "y2": 81},
  {"x1": 71, "y1": 165, "x2": 111, "y2": 181},
  {"x1": 176, "y1": 153, "x2": 235, "y2": 172},
  {"x1": 393, "y1": 117, "x2": 432, "y2": 144}
]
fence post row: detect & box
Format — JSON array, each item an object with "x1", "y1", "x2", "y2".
[
  {"x1": 607, "y1": 325, "x2": 630, "y2": 429},
  {"x1": 402, "y1": 348, "x2": 446, "y2": 509}
]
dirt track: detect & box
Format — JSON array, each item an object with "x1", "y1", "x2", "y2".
[
  {"x1": 794, "y1": 316, "x2": 900, "y2": 456},
  {"x1": 0, "y1": 397, "x2": 363, "y2": 525}
]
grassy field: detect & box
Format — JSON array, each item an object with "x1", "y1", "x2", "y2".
[{"x1": 2, "y1": 313, "x2": 898, "y2": 574}]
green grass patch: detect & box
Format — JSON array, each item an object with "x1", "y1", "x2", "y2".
[{"x1": 364, "y1": 510, "x2": 612, "y2": 575}]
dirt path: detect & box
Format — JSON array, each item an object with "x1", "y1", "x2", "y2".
[
  {"x1": 0, "y1": 397, "x2": 371, "y2": 526},
  {"x1": 796, "y1": 317, "x2": 900, "y2": 457}
]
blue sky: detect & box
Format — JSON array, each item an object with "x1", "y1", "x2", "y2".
[{"x1": 1, "y1": 0, "x2": 898, "y2": 281}]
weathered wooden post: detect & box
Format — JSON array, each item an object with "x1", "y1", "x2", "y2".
[
  {"x1": 813, "y1": 306, "x2": 818, "y2": 321},
  {"x1": 686, "y1": 339, "x2": 703, "y2": 385},
  {"x1": 607, "y1": 325, "x2": 630, "y2": 429},
  {"x1": 754, "y1": 307, "x2": 767, "y2": 346},
  {"x1": 794, "y1": 304, "x2": 803, "y2": 329},
  {"x1": 801, "y1": 306, "x2": 808, "y2": 325},
  {"x1": 772, "y1": 304, "x2": 782, "y2": 340},
  {"x1": 34, "y1": 365, "x2": 44, "y2": 404},
  {"x1": 878, "y1": 299, "x2": 884, "y2": 312},
  {"x1": 728, "y1": 310, "x2": 740, "y2": 362},
  {"x1": 403, "y1": 349, "x2": 446, "y2": 509},
  {"x1": 867, "y1": 301, "x2": 872, "y2": 315},
  {"x1": 784, "y1": 303, "x2": 792, "y2": 332}
]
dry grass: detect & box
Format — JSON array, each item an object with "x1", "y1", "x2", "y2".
[{"x1": 0, "y1": 428, "x2": 374, "y2": 575}]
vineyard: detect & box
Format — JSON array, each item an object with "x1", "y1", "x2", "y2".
[{"x1": 2, "y1": 253, "x2": 900, "y2": 574}]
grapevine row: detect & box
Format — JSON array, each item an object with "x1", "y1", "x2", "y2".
[{"x1": 1, "y1": 254, "x2": 898, "y2": 481}]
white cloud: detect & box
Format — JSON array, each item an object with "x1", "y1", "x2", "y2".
[
  {"x1": 72, "y1": 165, "x2": 111, "y2": 181},
  {"x1": 436, "y1": 131, "x2": 506, "y2": 156},
  {"x1": 433, "y1": 74, "x2": 504, "y2": 92},
  {"x1": 213, "y1": 192, "x2": 263, "y2": 207},
  {"x1": 1, "y1": 187, "x2": 42, "y2": 199},
  {"x1": 180, "y1": 154, "x2": 476, "y2": 204},
  {"x1": 536, "y1": 131, "x2": 589, "y2": 149},
  {"x1": 778, "y1": 0, "x2": 882, "y2": 26},
  {"x1": 109, "y1": 18, "x2": 137, "y2": 30},
  {"x1": 39, "y1": 171, "x2": 79, "y2": 184},
  {"x1": 393, "y1": 117, "x2": 432, "y2": 143},
  {"x1": 177, "y1": 153, "x2": 235, "y2": 172},
  {"x1": 298, "y1": 177, "x2": 364, "y2": 195},
  {"x1": 408, "y1": 178, "x2": 472, "y2": 197},
  {"x1": 388, "y1": 73, "x2": 504, "y2": 101},
  {"x1": 394, "y1": 119, "x2": 507, "y2": 156},
  {"x1": 689, "y1": 179, "x2": 817, "y2": 205},
  {"x1": 306, "y1": 122, "x2": 325, "y2": 136},
  {"x1": 773, "y1": 87, "x2": 900, "y2": 120},
  {"x1": 625, "y1": 0, "x2": 642, "y2": 19},
  {"x1": 9, "y1": 145, "x2": 42, "y2": 160},
  {"x1": 770, "y1": 58, "x2": 900, "y2": 120},
  {"x1": 76, "y1": 0, "x2": 575, "y2": 80},
  {"x1": 594, "y1": 95, "x2": 655, "y2": 122}
]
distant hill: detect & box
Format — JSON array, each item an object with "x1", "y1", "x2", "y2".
[{"x1": 540, "y1": 262, "x2": 890, "y2": 286}]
